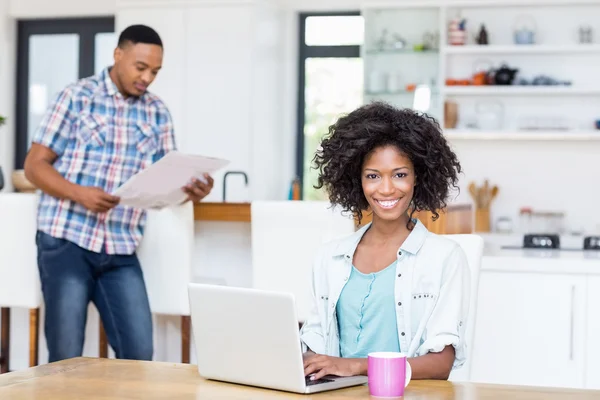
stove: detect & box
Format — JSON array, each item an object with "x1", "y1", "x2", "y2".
[{"x1": 501, "y1": 234, "x2": 600, "y2": 251}]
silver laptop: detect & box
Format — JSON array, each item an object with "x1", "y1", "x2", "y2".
[{"x1": 188, "y1": 283, "x2": 368, "y2": 394}]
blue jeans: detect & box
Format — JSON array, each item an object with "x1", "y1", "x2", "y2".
[{"x1": 36, "y1": 231, "x2": 153, "y2": 362}]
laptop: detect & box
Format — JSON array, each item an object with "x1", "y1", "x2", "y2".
[{"x1": 187, "y1": 283, "x2": 368, "y2": 394}]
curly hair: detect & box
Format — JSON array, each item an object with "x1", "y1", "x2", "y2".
[{"x1": 313, "y1": 101, "x2": 462, "y2": 225}]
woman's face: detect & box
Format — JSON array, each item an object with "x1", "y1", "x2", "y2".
[{"x1": 361, "y1": 145, "x2": 416, "y2": 222}]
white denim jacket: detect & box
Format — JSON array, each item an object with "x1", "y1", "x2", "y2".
[{"x1": 299, "y1": 219, "x2": 470, "y2": 370}]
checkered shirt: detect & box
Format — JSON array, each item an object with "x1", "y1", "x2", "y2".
[{"x1": 33, "y1": 67, "x2": 176, "y2": 255}]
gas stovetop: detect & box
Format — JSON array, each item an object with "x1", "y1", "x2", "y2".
[{"x1": 501, "y1": 234, "x2": 600, "y2": 251}]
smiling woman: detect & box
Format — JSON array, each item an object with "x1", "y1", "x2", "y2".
[
  {"x1": 301, "y1": 101, "x2": 469, "y2": 382},
  {"x1": 313, "y1": 101, "x2": 462, "y2": 227}
]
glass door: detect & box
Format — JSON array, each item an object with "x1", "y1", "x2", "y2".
[{"x1": 15, "y1": 17, "x2": 115, "y2": 169}]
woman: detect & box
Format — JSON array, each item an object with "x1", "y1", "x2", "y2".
[{"x1": 300, "y1": 102, "x2": 470, "y2": 381}]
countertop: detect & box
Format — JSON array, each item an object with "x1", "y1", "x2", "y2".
[{"x1": 482, "y1": 247, "x2": 600, "y2": 275}]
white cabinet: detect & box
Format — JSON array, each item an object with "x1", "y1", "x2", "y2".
[
  {"x1": 116, "y1": 8, "x2": 188, "y2": 151},
  {"x1": 471, "y1": 271, "x2": 587, "y2": 388},
  {"x1": 116, "y1": 0, "x2": 284, "y2": 203},
  {"x1": 586, "y1": 276, "x2": 600, "y2": 389},
  {"x1": 184, "y1": 5, "x2": 254, "y2": 203}
]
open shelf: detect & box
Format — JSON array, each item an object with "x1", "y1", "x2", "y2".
[
  {"x1": 443, "y1": 86, "x2": 600, "y2": 96},
  {"x1": 442, "y1": 44, "x2": 600, "y2": 55},
  {"x1": 444, "y1": 129, "x2": 600, "y2": 141}
]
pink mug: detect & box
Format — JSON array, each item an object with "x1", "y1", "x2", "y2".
[{"x1": 367, "y1": 352, "x2": 412, "y2": 398}]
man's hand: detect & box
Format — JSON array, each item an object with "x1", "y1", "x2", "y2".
[
  {"x1": 303, "y1": 354, "x2": 366, "y2": 381},
  {"x1": 73, "y1": 186, "x2": 120, "y2": 213},
  {"x1": 182, "y1": 173, "x2": 214, "y2": 202}
]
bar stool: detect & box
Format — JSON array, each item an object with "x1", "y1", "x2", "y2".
[
  {"x1": 98, "y1": 201, "x2": 195, "y2": 362},
  {"x1": 250, "y1": 201, "x2": 355, "y2": 322},
  {"x1": 445, "y1": 234, "x2": 483, "y2": 383},
  {"x1": 0, "y1": 193, "x2": 42, "y2": 373}
]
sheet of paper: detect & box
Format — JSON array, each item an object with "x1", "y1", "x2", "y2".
[{"x1": 113, "y1": 151, "x2": 230, "y2": 209}]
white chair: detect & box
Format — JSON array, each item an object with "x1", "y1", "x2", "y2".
[
  {"x1": 98, "y1": 202, "x2": 195, "y2": 362},
  {"x1": 0, "y1": 193, "x2": 42, "y2": 372},
  {"x1": 445, "y1": 234, "x2": 484, "y2": 383},
  {"x1": 250, "y1": 201, "x2": 355, "y2": 322}
]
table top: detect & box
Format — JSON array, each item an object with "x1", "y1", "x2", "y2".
[{"x1": 1, "y1": 357, "x2": 599, "y2": 399}]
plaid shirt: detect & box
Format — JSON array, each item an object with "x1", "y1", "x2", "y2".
[{"x1": 33, "y1": 67, "x2": 176, "y2": 255}]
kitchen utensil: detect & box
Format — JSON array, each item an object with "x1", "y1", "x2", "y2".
[
  {"x1": 475, "y1": 24, "x2": 489, "y2": 45},
  {"x1": 579, "y1": 26, "x2": 593, "y2": 44},
  {"x1": 496, "y1": 217, "x2": 513, "y2": 234},
  {"x1": 493, "y1": 64, "x2": 519, "y2": 85},
  {"x1": 468, "y1": 182, "x2": 478, "y2": 207},
  {"x1": 11, "y1": 170, "x2": 37, "y2": 193},
  {"x1": 475, "y1": 100, "x2": 504, "y2": 130},
  {"x1": 444, "y1": 101, "x2": 458, "y2": 129},
  {"x1": 448, "y1": 17, "x2": 467, "y2": 45},
  {"x1": 513, "y1": 15, "x2": 536, "y2": 45}
]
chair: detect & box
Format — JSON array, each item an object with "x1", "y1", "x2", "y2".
[
  {"x1": 98, "y1": 202, "x2": 195, "y2": 362},
  {"x1": 445, "y1": 234, "x2": 484, "y2": 382},
  {"x1": 250, "y1": 201, "x2": 355, "y2": 322},
  {"x1": 0, "y1": 193, "x2": 42, "y2": 373}
]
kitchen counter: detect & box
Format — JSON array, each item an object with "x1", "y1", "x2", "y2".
[
  {"x1": 482, "y1": 247, "x2": 600, "y2": 275},
  {"x1": 193, "y1": 202, "x2": 250, "y2": 222}
]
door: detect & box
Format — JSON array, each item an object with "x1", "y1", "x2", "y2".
[
  {"x1": 471, "y1": 271, "x2": 587, "y2": 388},
  {"x1": 15, "y1": 17, "x2": 115, "y2": 169}
]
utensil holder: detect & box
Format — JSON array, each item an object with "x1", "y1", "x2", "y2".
[{"x1": 475, "y1": 208, "x2": 491, "y2": 232}]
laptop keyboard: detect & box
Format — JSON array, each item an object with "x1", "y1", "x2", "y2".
[{"x1": 305, "y1": 376, "x2": 334, "y2": 386}]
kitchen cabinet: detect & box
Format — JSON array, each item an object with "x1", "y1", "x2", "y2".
[
  {"x1": 586, "y1": 276, "x2": 600, "y2": 389},
  {"x1": 116, "y1": 0, "x2": 284, "y2": 203},
  {"x1": 471, "y1": 271, "x2": 587, "y2": 388},
  {"x1": 116, "y1": 7, "x2": 188, "y2": 151},
  {"x1": 184, "y1": 5, "x2": 254, "y2": 203}
]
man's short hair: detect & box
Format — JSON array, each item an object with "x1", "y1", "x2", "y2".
[{"x1": 118, "y1": 24, "x2": 163, "y2": 48}]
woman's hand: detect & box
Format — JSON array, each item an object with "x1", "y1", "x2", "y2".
[{"x1": 303, "y1": 354, "x2": 367, "y2": 380}]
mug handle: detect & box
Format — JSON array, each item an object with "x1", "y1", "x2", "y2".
[{"x1": 404, "y1": 360, "x2": 412, "y2": 387}]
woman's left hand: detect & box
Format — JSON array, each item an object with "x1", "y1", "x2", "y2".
[{"x1": 303, "y1": 354, "x2": 366, "y2": 380}]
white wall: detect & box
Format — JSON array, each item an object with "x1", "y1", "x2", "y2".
[
  {"x1": 451, "y1": 140, "x2": 600, "y2": 234},
  {"x1": 9, "y1": 0, "x2": 116, "y2": 18},
  {"x1": 0, "y1": 1, "x2": 16, "y2": 192}
]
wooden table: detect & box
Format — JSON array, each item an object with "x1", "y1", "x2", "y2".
[{"x1": 1, "y1": 358, "x2": 599, "y2": 399}]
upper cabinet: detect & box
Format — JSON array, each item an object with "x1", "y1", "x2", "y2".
[{"x1": 116, "y1": 0, "x2": 284, "y2": 202}]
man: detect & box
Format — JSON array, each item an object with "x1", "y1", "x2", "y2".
[{"x1": 24, "y1": 25, "x2": 212, "y2": 362}]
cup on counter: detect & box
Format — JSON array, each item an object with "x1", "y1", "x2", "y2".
[{"x1": 367, "y1": 352, "x2": 412, "y2": 398}]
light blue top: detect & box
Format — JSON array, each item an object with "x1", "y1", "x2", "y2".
[{"x1": 336, "y1": 261, "x2": 400, "y2": 358}]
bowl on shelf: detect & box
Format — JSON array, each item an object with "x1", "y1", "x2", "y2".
[{"x1": 11, "y1": 170, "x2": 37, "y2": 193}]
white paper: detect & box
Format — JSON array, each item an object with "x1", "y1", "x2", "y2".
[{"x1": 113, "y1": 151, "x2": 229, "y2": 209}]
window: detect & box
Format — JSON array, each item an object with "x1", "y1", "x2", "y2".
[
  {"x1": 297, "y1": 12, "x2": 364, "y2": 200},
  {"x1": 15, "y1": 17, "x2": 115, "y2": 169}
]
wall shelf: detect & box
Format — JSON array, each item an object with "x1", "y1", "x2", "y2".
[
  {"x1": 443, "y1": 44, "x2": 600, "y2": 55},
  {"x1": 444, "y1": 129, "x2": 600, "y2": 141},
  {"x1": 443, "y1": 86, "x2": 600, "y2": 96},
  {"x1": 362, "y1": 1, "x2": 600, "y2": 135}
]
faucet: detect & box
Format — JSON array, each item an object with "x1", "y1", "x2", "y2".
[{"x1": 222, "y1": 171, "x2": 249, "y2": 202}]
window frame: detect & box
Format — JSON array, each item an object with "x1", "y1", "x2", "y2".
[
  {"x1": 296, "y1": 11, "x2": 361, "y2": 199},
  {"x1": 15, "y1": 17, "x2": 115, "y2": 169}
]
